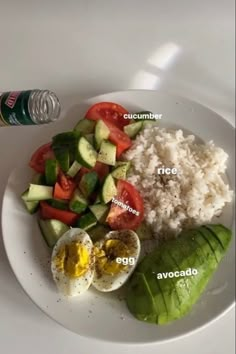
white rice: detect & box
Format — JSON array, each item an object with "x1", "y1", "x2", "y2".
[{"x1": 125, "y1": 125, "x2": 233, "y2": 238}]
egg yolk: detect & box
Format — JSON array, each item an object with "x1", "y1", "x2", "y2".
[
  {"x1": 94, "y1": 239, "x2": 129, "y2": 276},
  {"x1": 54, "y1": 241, "x2": 90, "y2": 278}
]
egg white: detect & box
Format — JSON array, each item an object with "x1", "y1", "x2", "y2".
[
  {"x1": 51, "y1": 228, "x2": 95, "y2": 297},
  {"x1": 92, "y1": 230, "x2": 141, "y2": 292}
]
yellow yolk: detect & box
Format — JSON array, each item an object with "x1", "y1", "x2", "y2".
[
  {"x1": 53, "y1": 241, "x2": 90, "y2": 278},
  {"x1": 94, "y1": 239, "x2": 130, "y2": 276}
]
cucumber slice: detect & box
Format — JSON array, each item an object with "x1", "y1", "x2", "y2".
[
  {"x1": 101, "y1": 174, "x2": 117, "y2": 204},
  {"x1": 89, "y1": 204, "x2": 109, "y2": 223},
  {"x1": 25, "y1": 184, "x2": 53, "y2": 201},
  {"x1": 52, "y1": 131, "x2": 81, "y2": 164},
  {"x1": 111, "y1": 161, "x2": 131, "y2": 179},
  {"x1": 97, "y1": 140, "x2": 116, "y2": 166},
  {"x1": 134, "y1": 111, "x2": 154, "y2": 120},
  {"x1": 54, "y1": 147, "x2": 70, "y2": 172},
  {"x1": 87, "y1": 224, "x2": 111, "y2": 242},
  {"x1": 38, "y1": 219, "x2": 69, "y2": 248},
  {"x1": 21, "y1": 189, "x2": 39, "y2": 214},
  {"x1": 85, "y1": 134, "x2": 95, "y2": 146},
  {"x1": 79, "y1": 171, "x2": 99, "y2": 198},
  {"x1": 124, "y1": 121, "x2": 143, "y2": 138},
  {"x1": 76, "y1": 136, "x2": 97, "y2": 168},
  {"x1": 45, "y1": 159, "x2": 59, "y2": 186},
  {"x1": 94, "y1": 194, "x2": 102, "y2": 204},
  {"x1": 136, "y1": 223, "x2": 153, "y2": 240},
  {"x1": 95, "y1": 120, "x2": 110, "y2": 149},
  {"x1": 47, "y1": 199, "x2": 69, "y2": 210},
  {"x1": 74, "y1": 119, "x2": 96, "y2": 134},
  {"x1": 67, "y1": 160, "x2": 81, "y2": 178},
  {"x1": 76, "y1": 212, "x2": 97, "y2": 231},
  {"x1": 69, "y1": 189, "x2": 88, "y2": 213}
]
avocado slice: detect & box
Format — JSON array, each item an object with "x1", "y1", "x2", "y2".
[
  {"x1": 197, "y1": 227, "x2": 223, "y2": 263},
  {"x1": 126, "y1": 272, "x2": 158, "y2": 324},
  {"x1": 187, "y1": 229, "x2": 219, "y2": 265},
  {"x1": 126, "y1": 225, "x2": 232, "y2": 325},
  {"x1": 204, "y1": 224, "x2": 232, "y2": 250}
]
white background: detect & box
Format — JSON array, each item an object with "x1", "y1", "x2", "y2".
[{"x1": 0, "y1": 1, "x2": 235, "y2": 353}]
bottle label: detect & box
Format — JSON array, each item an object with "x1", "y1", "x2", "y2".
[{"x1": 0, "y1": 90, "x2": 36, "y2": 126}]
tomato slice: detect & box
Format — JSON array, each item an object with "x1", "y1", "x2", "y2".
[
  {"x1": 29, "y1": 143, "x2": 54, "y2": 174},
  {"x1": 104, "y1": 121, "x2": 132, "y2": 158},
  {"x1": 107, "y1": 180, "x2": 144, "y2": 230},
  {"x1": 40, "y1": 202, "x2": 78, "y2": 225},
  {"x1": 77, "y1": 161, "x2": 109, "y2": 183},
  {"x1": 85, "y1": 102, "x2": 130, "y2": 130},
  {"x1": 54, "y1": 182, "x2": 75, "y2": 200}
]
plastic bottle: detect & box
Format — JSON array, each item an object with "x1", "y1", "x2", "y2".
[{"x1": 0, "y1": 90, "x2": 61, "y2": 126}]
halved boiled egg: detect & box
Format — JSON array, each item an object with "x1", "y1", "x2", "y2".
[
  {"x1": 51, "y1": 228, "x2": 95, "y2": 297},
  {"x1": 92, "y1": 230, "x2": 141, "y2": 292}
]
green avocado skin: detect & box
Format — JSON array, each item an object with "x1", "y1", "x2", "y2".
[{"x1": 126, "y1": 224, "x2": 232, "y2": 325}]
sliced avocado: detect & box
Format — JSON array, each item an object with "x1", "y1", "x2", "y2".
[
  {"x1": 126, "y1": 272, "x2": 158, "y2": 324},
  {"x1": 126, "y1": 225, "x2": 232, "y2": 325},
  {"x1": 197, "y1": 227, "x2": 223, "y2": 263},
  {"x1": 204, "y1": 224, "x2": 232, "y2": 250}
]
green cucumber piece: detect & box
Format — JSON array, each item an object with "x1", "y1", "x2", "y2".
[
  {"x1": 76, "y1": 212, "x2": 97, "y2": 231},
  {"x1": 87, "y1": 224, "x2": 111, "y2": 242},
  {"x1": 111, "y1": 162, "x2": 130, "y2": 179},
  {"x1": 76, "y1": 136, "x2": 97, "y2": 168},
  {"x1": 45, "y1": 159, "x2": 59, "y2": 186},
  {"x1": 89, "y1": 204, "x2": 109, "y2": 223},
  {"x1": 85, "y1": 134, "x2": 95, "y2": 146},
  {"x1": 21, "y1": 189, "x2": 39, "y2": 214},
  {"x1": 25, "y1": 184, "x2": 53, "y2": 201},
  {"x1": 134, "y1": 111, "x2": 154, "y2": 120},
  {"x1": 53, "y1": 147, "x2": 70, "y2": 172},
  {"x1": 38, "y1": 219, "x2": 69, "y2": 248},
  {"x1": 95, "y1": 120, "x2": 110, "y2": 149},
  {"x1": 136, "y1": 223, "x2": 153, "y2": 240},
  {"x1": 47, "y1": 199, "x2": 69, "y2": 210},
  {"x1": 101, "y1": 174, "x2": 117, "y2": 204},
  {"x1": 74, "y1": 119, "x2": 96, "y2": 134},
  {"x1": 79, "y1": 171, "x2": 99, "y2": 198},
  {"x1": 97, "y1": 140, "x2": 116, "y2": 166},
  {"x1": 67, "y1": 161, "x2": 81, "y2": 178},
  {"x1": 69, "y1": 189, "x2": 88, "y2": 213},
  {"x1": 52, "y1": 131, "x2": 80, "y2": 164},
  {"x1": 124, "y1": 121, "x2": 143, "y2": 138}
]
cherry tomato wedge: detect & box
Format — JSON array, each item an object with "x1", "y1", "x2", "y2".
[
  {"x1": 85, "y1": 102, "x2": 130, "y2": 130},
  {"x1": 29, "y1": 143, "x2": 54, "y2": 174},
  {"x1": 106, "y1": 180, "x2": 144, "y2": 230},
  {"x1": 54, "y1": 182, "x2": 76, "y2": 200},
  {"x1": 40, "y1": 202, "x2": 78, "y2": 225},
  {"x1": 77, "y1": 161, "x2": 109, "y2": 183},
  {"x1": 104, "y1": 121, "x2": 132, "y2": 158}
]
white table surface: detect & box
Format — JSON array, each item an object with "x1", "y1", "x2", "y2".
[{"x1": 0, "y1": 1, "x2": 235, "y2": 353}]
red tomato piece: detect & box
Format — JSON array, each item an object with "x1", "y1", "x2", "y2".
[
  {"x1": 85, "y1": 102, "x2": 130, "y2": 130},
  {"x1": 58, "y1": 171, "x2": 75, "y2": 191},
  {"x1": 54, "y1": 182, "x2": 75, "y2": 200},
  {"x1": 40, "y1": 202, "x2": 79, "y2": 225},
  {"x1": 107, "y1": 180, "x2": 144, "y2": 230},
  {"x1": 29, "y1": 143, "x2": 54, "y2": 174},
  {"x1": 104, "y1": 121, "x2": 132, "y2": 157}
]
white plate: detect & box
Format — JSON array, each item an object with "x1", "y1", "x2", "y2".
[{"x1": 1, "y1": 90, "x2": 235, "y2": 344}]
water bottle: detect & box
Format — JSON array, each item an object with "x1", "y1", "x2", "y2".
[{"x1": 0, "y1": 89, "x2": 61, "y2": 126}]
